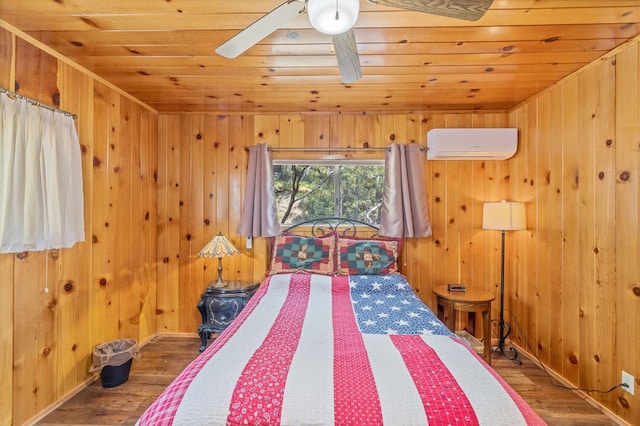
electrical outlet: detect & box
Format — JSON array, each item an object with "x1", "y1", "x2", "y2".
[{"x1": 621, "y1": 371, "x2": 635, "y2": 395}]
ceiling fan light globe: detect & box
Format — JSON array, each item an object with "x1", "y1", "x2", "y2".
[{"x1": 308, "y1": 0, "x2": 359, "y2": 35}]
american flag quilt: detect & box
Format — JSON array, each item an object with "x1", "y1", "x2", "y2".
[
  {"x1": 137, "y1": 273, "x2": 546, "y2": 426},
  {"x1": 349, "y1": 274, "x2": 453, "y2": 336}
]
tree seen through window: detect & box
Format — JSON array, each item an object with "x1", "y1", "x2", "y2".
[{"x1": 273, "y1": 163, "x2": 384, "y2": 225}]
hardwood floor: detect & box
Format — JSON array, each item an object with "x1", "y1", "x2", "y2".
[
  {"x1": 491, "y1": 355, "x2": 620, "y2": 426},
  {"x1": 35, "y1": 336, "x2": 202, "y2": 426},
  {"x1": 35, "y1": 335, "x2": 620, "y2": 426}
]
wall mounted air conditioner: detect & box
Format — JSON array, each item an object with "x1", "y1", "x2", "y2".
[{"x1": 426, "y1": 128, "x2": 518, "y2": 160}]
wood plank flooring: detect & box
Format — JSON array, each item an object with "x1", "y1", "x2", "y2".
[{"x1": 35, "y1": 335, "x2": 621, "y2": 426}]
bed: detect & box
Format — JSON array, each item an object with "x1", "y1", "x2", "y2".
[{"x1": 137, "y1": 219, "x2": 545, "y2": 425}]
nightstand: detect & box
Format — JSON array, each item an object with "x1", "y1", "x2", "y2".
[
  {"x1": 433, "y1": 285, "x2": 494, "y2": 365},
  {"x1": 197, "y1": 281, "x2": 260, "y2": 352}
]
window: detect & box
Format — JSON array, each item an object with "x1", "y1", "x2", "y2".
[{"x1": 273, "y1": 162, "x2": 384, "y2": 225}]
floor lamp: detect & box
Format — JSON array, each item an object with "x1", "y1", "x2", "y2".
[{"x1": 482, "y1": 200, "x2": 526, "y2": 362}]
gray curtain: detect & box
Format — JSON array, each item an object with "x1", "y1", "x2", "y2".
[
  {"x1": 379, "y1": 143, "x2": 432, "y2": 238},
  {"x1": 236, "y1": 143, "x2": 281, "y2": 237}
]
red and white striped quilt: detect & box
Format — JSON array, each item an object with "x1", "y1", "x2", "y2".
[{"x1": 137, "y1": 273, "x2": 546, "y2": 425}]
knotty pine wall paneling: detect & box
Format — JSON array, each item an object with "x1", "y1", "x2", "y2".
[
  {"x1": 117, "y1": 97, "x2": 135, "y2": 339},
  {"x1": 0, "y1": 26, "x2": 12, "y2": 89},
  {"x1": 508, "y1": 44, "x2": 638, "y2": 424},
  {"x1": 427, "y1": 114, "x2": 449, "y2": 292},
  {"x1": 56, "y1": 62, "x2": 93, "y2": 400},
  {"x1": 587, "y1": 58, "x2": 617, "y2": 409},
  {"x1": 229, "y1": 116, "x2": 246, "y2": 278},
  {"x1": 91, "y1": 82, "x2": 118, "y2": 344},
  {"x1": 0, "y1": 26, "x2": 158, "y2": 425},
  {"x1": 139, "y1": 100, "x2": 159, "y2": 340},
  {"x1": 516, "y1": 100, "x2": 537, "y2": 361},
  {"x1": 11, "y1": 32, "x2": 61, "y2": 423},
  {"x1": 547, "y1": 87, "x2": 565, "y2": 375},
  {"x1": 156, "y1": 113, "x2": 256, "y2": 335},
  {"x1": 534, "y1": 90, "x2": 552, "y2": 369},
  {"x1": 559, "y1": 75, "x2": 582, "y2": 386},
  {"x1": 614, "y1": 42, "x2": 640, "y2": 424},
  {"x1": 156, "y1": 114, "x2": 181, "y2": 334},
  {"x1": 188, "y1": 115, "x2": 206, "y2": 321},
  {"x1": 178, "y1": 115, "x2": 198, "y2": 332},
  {"x1": 214, "y1": 115, "x2": 231, "y2": 282},
  {"x1": 202, "y1": 114, "x2": 220, "y2": 284},
  {"x1": 577, "y1": 63, "x2": 598, "y2": 394},
  {"x1": 0, "y1": 8, "x2": 13, "y2": 403}
]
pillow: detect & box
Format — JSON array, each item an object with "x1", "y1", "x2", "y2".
[
  {"x1": 268, "y1": 231, "x2": 337, "y2": 275},
  {"x1": 337, "y1": 236, "x2": 401, "y2": 275}
]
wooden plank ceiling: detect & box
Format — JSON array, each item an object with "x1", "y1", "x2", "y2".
[{"x1": 1, "y1": 0, "x2": 640, "y2": 113}]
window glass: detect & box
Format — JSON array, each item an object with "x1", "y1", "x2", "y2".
[{"x1": 273, "y1": 162, "x2": 384, "y2": 225}]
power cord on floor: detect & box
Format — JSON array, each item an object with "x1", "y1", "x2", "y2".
[{"x1": 493, "y1": 310, "x2": 628, "y2": 394}]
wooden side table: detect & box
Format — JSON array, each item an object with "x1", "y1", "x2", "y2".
[
  {"x1": 197, "y1": 281, "x2": 259, "y2": 352},
  {"x1": 433, "y1": 285, "x2": 494, "y2": 365}
]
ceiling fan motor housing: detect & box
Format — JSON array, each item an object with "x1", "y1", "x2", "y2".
[{"x1": 308, "y1": 0, "x2": 360, "y2": 34}]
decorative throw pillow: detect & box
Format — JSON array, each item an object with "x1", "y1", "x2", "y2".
[
  {"x1": 268, "y1": 231, "x2": 336, "y2": 275},
  {"x1": 337, "y1": 237, "x2": 400, "y2": 275}
]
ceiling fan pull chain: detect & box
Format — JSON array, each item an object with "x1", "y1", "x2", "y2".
[{"x1": 335, "y1": 0, "x2": 340, "y2": 21}]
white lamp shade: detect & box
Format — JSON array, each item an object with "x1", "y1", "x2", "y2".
[
  {"x1": 482, "y1": 201, "x2": 526, "y2": 231},
  {"x1": 308, "y1": 0, "x2": 359, "y2": 35}
]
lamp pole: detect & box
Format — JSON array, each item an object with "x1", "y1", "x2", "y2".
[{"x1": 496, "y1": 229, "x2": 521, "y2": 363}]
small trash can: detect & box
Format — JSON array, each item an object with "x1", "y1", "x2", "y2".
[{"x1": 88, "y1": 338, "x2": 140, "y2": 388}]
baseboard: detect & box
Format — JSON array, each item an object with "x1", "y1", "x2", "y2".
[
  {"x1": 511, "y1": 343, "x2": 630, "y2": 426},
  {"x1": 23, "y1": 375, "x2": 100, "y2": 426},
  {"x1": 152, "y1": 331, "x2": 199, "y2": 339}
]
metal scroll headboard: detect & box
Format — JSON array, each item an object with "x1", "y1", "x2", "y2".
[{"x1": 282, "y1": 217, "x2": 379, "y2": 237}]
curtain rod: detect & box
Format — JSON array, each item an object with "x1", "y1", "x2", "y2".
[
  {"x1": 269, "y1": 147, "x2": 387, "y2": 152},
  {"x1": 266, "y1": 145, "x2": 425, "y2": 152},
  {"x1": 0, "y1": 87, "x2": 78, "y2": 119}
]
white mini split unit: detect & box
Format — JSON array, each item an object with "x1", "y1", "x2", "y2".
[{"x1": 426, "y1": 128, "x2": 518, "y2": 160}]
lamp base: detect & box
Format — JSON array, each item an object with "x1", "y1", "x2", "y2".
[
  {"x1": 493, "y1": 320, "x2": 522, "y2": 364},
  {"x1": 210, "y1": 257, "x2": 228, "y2": 288},
  {"x1": 210, "y1": 278, "x2": 228, "y2": 289}
]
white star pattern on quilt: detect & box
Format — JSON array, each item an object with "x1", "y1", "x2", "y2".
[{"x1": 349, "y1": 275, "x2": 454, "y2": 336}]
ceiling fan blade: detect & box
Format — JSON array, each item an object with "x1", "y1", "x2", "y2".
[
  {"x1": 332, "y1": 29, "x2": 362, "y2": 83},
  {"x1": 215, "y1": 0, "x2": 306, "y2": 58},
  {"x1": 369, "y1": 0, "x2": 493, "y2": 21}
]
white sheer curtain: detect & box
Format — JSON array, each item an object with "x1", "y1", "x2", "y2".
[
  {"x1": 0, "y1": 93, "x2": 85, "y2": 253},
  {"x1": 236, "y1": 143, "x2": 281, "y2": 237},
  {"x1": 379, "y1": 143, "x2": 432, "y2": 238}
]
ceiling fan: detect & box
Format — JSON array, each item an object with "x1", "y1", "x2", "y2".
[{"x1": 215, "y1": 0, "x2": 494, "y2": 84}]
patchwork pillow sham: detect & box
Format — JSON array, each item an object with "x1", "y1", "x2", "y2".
[
  {"x1": 337, "y1": 236, "x2": 400, "y2": 275},
  {"x1": 268, "y1": 231, "x2": 336, "y2": 275}
]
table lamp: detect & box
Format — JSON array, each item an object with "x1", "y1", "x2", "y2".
[{"x1": 198, "y1": 232, "x2": 240, "y2": 288}]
